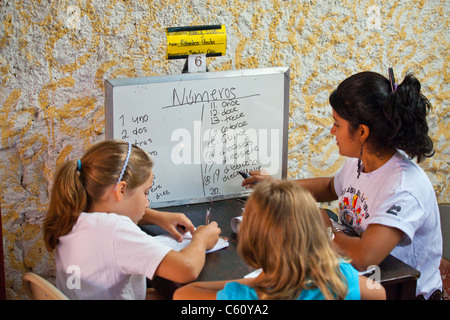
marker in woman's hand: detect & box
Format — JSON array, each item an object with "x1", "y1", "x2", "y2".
[{"x1": 238, "y1": 171, "x2": 257, "y2": 185}]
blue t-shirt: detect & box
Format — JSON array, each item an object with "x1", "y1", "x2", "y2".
[{"x1": 216, "y1": 262, "x2": 360, "y2": 300}]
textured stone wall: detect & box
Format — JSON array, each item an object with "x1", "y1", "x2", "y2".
[{"x1": 0, "y1": 0, "x2": 448, "y2": 299}]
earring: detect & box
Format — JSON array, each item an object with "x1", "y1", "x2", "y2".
[{"x1": 357, "y1": 145, "x2": 363, "y2": 179}]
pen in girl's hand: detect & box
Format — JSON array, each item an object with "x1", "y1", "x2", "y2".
[{"x1": 206, "y1": 207, "x2": 211, "y2": 224}]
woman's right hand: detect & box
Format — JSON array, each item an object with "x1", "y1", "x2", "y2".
[
  {"x1": 241, "y1": 170, "x2": 274, "y2": 188},
  {"x1": 157, "y1": 221, "x2": 221, "y2": 283}
]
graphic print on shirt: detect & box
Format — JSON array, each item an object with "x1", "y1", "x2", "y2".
[
  {"x1": 386, "y1": 204, "x2": 401, "y2": 215},
  {"x1": 338, "y1": 185, "x2": 369, "y2": 234}
]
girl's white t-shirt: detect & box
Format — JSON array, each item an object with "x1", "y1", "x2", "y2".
[
  {"x1": 55, "y1": 212, "x2": 171, "y2": 300},
  {"x1": 334, "y1": 151, "x2": 442, "y2": 299}
]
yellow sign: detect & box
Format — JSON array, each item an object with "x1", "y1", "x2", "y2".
[{"x1": 166, "y1": 25, "x2": 226, "y2": 59}]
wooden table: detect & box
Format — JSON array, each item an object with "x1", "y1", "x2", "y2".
[{"x1": 141, "y1": 199, "x2": 420, "y2": 300}]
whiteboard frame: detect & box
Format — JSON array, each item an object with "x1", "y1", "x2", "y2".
[{"x1": 105, "y1": 66, "x2": 289, "y2": 208}]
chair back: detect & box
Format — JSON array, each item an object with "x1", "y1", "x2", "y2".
[{"x1": 22, "y1": 272, "x2": 68, "y2": 300}]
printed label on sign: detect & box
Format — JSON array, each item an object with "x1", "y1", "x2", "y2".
[{"x1": 166, "y1": 25, "x2": 226, "y2": 59}]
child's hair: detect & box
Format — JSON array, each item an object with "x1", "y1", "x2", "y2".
[
  {"x1": 43, "y1": 140, "x2": 154, "y2": 251},
  {"x1": 238, "y1": 180, "x2": 348, "y2": 300},
  {"x1": 329, "y1": 71, "x2": 434, "y2": 163}
]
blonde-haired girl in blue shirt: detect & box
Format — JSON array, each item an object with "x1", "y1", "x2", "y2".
[{"x1": 174, "y1": 180, "x2": 385, "y2": 300}]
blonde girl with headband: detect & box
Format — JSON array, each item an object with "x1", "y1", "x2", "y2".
[
  {"x1": 174, "y1": 180, "x2": 385, "y2": 300},
  {"x1": 43, "y1": 140, "x2": 221, "y2": 300}
]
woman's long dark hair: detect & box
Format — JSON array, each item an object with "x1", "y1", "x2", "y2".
[{"x1": 329, "y1": 71, "x2": 434, "y2": 162}]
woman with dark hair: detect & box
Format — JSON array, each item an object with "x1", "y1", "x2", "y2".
[{"x1": 243, "y1": 70, "x2": 443, "y2": 300}]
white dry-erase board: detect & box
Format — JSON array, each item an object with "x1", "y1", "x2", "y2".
[{"x1": 105, "y1": 67, "x2": 289, "y2": 208}]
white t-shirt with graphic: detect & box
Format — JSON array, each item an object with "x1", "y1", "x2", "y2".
[
  {"x1": 55, "y1": 212, "x2": 172, "y2": 300},
  {"x1": 334, "y1": 151, "x2": 442, "y2": 299}
]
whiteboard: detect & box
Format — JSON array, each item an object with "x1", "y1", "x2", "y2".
[{"x1": 105, "y1": 67, "x2": 289, "y2": 208}]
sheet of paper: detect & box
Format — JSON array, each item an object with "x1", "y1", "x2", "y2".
[
  {"x1": 358, "y1": 265, "x2": 377, "y2": 276},
  {"x1": 154, "y1": 232, "x2": 229, "y2": 253},
  {"x1": 244, "y1": 268, "x2": 262, "y2": 278}
]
